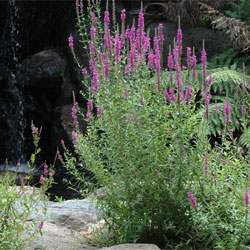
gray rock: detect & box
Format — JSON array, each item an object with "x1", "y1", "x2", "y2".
[
  {"x1": 24, "y1": 221, "x2": 97, "y2": 250},
  {"x1": 100, "y1": 244, "x2": 161, "y2": 250}
]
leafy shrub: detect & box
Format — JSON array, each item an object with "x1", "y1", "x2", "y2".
[{"x1": 63, "y1": 1, "x2": 250, "y2": 249}]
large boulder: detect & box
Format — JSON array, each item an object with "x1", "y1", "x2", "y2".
[
  {"x1": 22, "y1": 198, "x2": 102, "y2": 250},
  {"x1": 18, "y1": 50, "x2": 66, "y2": 89}
]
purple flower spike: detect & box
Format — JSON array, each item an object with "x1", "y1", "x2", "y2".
[
  {"x1": 126, "y1": 114, "x2": 130, "y2": 123},
  {"x1": 40, "y1": 175, "x2": 45, "y2": 184},
  {"x1": 87, "y1": 100, "x2": 93, "y2": 111},
  {"x1": 201, "y1": 49, "x2": 207, "y2": 80},
  {"x1": 224, "y1": 101, "x2": 231, "y2": 125},
  {"x1": 123, "y1": 89, "x2": 128, "y2": 100},
  {"x1": 92, "y1": 12, "x2": 97, "y2": 23},
  {"x1": 186, "y1": 47, "x2": 191, "y2": 69},
  {"x1": 121, "y1": 9, "x2": 126, "y2": 22},
  {"x1": 68, "y1": 34, "x2": 74, "y2": 49},
  {"x1": 97, "y1": 106, "x2": 103, "y2": 118},
  {"x1": 44, "y1": 164, "x2": 49, "y2": 175},
  {"x1": 187, "y1": 192, "x2": 197, "y2": 209},
  {"x1": 104, "y1": 10, "x2": 110, "y2": 26}
]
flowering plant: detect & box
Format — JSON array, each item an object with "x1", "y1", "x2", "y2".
[
  {"x1": 63, "y1": 1, "x2": 250, "y2": 248},
  {"x1": 0, "y1": 123, "x2": 54, "y2": 249}
]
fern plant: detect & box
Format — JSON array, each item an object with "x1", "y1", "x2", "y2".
[{"x1": 153, "y1": 67, "x2": 250, "y2": 148}]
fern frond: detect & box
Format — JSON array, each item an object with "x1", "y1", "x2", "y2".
[
  {"x1": 239, "y1": 126, "x2": 250, "y2": 149},
  {"x1": 209, "y1": 70, "x2": 250, "y2": 95}
]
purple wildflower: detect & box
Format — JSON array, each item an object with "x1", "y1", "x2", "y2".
[
  {"x1": 207, "y1": 75, "x2": 212, "y2": 87},
  {"x1": 142, "y1": 35, "x2": 150, "y2": 54},
  {"x1": 168, "y1": 52, "x2": 174, "y2": 71},
  {"x1": 121, "y1": 9, "x2": 126, "y2": 22},
  {"x1": 191, "y1": 54, "x2": 197, "y2": 79},
  {"x1": 72, "y1": 131, "x2": 79, "y2": 141},
  {"x1": 89, "y1": 59, "x2": 96, "y2": 73},
  {"x1": 129, "y1": 48, "x2": 136, "y2": 69},
  {"x1": 163, "y1": 89, "x2": 171, "y2": 102},
  {"x1": 92, "y1": 12, "x2": 97, "y2": 23},
  {"x1": 90, "y1": 26, "x2": 96, "y2": 40},
  {"x1": 104, "y1": 29, "x2": 112, "y2": 51},
  {"x1": 87, "y1": 100, "x2": 93, "y2": 112},
  {"x1": 57, "y1": 150, "x2": 64, "y2": 163},
  {"x1": 44, "y1": 164, "x2": 48, "y2": 175},
  {"x1": 68, "y1": 34, "x2": 73, "y2": 49},
  {"x1": 82, "y1": 68, "x2": 87, "y2": 79},
  {"x1": 91, "y1": 70, "x2": 99, "y2": 93},
  {"x1": 187, "y1": 192, "x2": 197, "y2": 209},
  {"x1": 137, "y1": 12, "x2": 144, "y2": 50},
  {"x1": 186, "y1": 47, "x2": 192, "y2": 69},
  {"x1": 86, "y1": 112, "x2": 91, "y2": 119},
  {"x1": 158, "y1": 23, "x2": 164, "y2": 47},
  {"x1": 184, "y1": 86, "x2": 192, "y2": 101},
  {"x1": 39, "y1": 220, "x2": 44, "y2": 229},
  {"x1": 72, "y1": 106, "x2": 77, "y2": 120},
  {"x1": 114, "y1": 35, "x2": 122, "y2": 63},
  {"x1": 176, "y1": 63, "x2": 183, "y2": 88},
  {"x1": 201, "y1": 49, "x2": 207, "y2": 80},
  {"x1": 97, "y1": 106, "x2": 103, "y2": 118},
  {"x1": 31, "y1": 123, "x2": 38, "y2": 136},
  {"x1": 224, "y1": 101, "x2": 231, "y2": 125},
  {"x1": 148, "y1": 52, "x2": 155, "y2": 69},
  {"x1": 125, "y1": 28, "x2": 130, "y2": 40},
  {"x1": 154, "y1": 36, "x2": 161, "y2": 78},
  {"x1": 126, "y1": 114, "x2": 130, "y2": 123},
  {"x1": 104, "y1": 10, "x2": 110, "y2": 26},
  {"x1": 129, "y1": 26, "x2": 136, "y2": 47},
  {"x1": 177, "y1": 27, "x2": 182, "y2": 56},
  {"x1": 40, "y1": 175, "x2": 45, "y2": 184}
]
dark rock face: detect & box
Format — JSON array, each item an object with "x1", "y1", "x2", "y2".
[
  {"x1": 19, "y1": 50, "x2": 66, "y2": 88},
  {"x1": 19, "y1": 50, "x2": 77, "y2": 164},
  {"x1": 146, "y1": 21, "x2": 230, "y2": 68}
]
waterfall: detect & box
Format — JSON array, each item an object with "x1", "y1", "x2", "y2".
[{"x1": 5, "y1": 0, "x2": 25, "y2": 164}]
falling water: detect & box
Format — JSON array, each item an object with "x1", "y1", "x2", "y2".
[{"x1": 5, "y1": 0, "x2": 26, "y2": 164}]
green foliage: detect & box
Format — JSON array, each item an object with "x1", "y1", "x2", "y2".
[
  {"x1": 63, "y1": 2, "x2": 250, "y2": 249},
  {"x1": 0, "y1": 124, "x2": 54, "y2": 249},
  {"x1": 209, "y1": 48, "x2": 250, "y2": 75},
  {"x1": 236, "y1": 0, "x2": 250, "y2": 26},
  {"x1": 222, "y1": 0, "x2": 250, "y2": 26},
  {"x1": 158, "y1": 67, "x2": 250, "y2": 149}
]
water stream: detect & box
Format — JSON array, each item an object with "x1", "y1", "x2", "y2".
[{"x1": 5, "y1": 0, "x2": 26, "y2": 164}]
